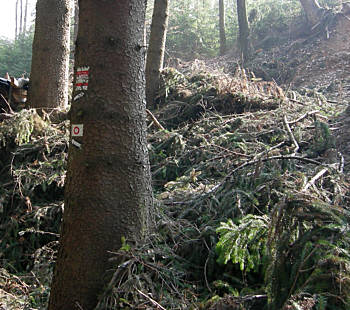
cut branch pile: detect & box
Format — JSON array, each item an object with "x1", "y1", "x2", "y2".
[
  {"x1": 0, "y1": 110, "x2": 67, "y2": 308},
  {"x1": 0, "y1": 66, "x2": 349, "y2": 310},
  {"x1": 96, "y1": 68, "x2": 350, "y2": 309},
  {"x1": 153, "y1": 66, "x2": 285, "y2": 129}
]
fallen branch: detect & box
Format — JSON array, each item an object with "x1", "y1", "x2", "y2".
[
  {"x1": 288, "y1": 98, "x2": 305, "y2": 105},
  {"x1": 229, "y1": 155, "x2": 323, "y2": 176},
  {"x1": 146, "y1": 109, "x2": 165, "y2": 131},
  {"x1": 254, "y1": 141, "x2": 285, "y2": 160},
  {"x1": 136, "y1": 288, "x2": 167, "y2": 310},
  {"x1": 205, "y1": 155, "x2": 324, "y2": 198},
  {"x1": 0, "y1": 93, "x2": 14, "y2": 114},
  {"x1": 283, "y1": 115, "x2": 299, "y2": 154},
  {"x1": 302, "y1": 168, "x2": 328, "y2": 191},
  {"x1": 287, "y1": 110, "x2": 319, "y2": 125},
  {"x1": 0, "y1": 112, "x2": 14, "y2": 121}
]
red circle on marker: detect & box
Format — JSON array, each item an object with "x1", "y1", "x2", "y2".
[{"x1": 73, "y1": 127, "x2": 80, "y2": 135}]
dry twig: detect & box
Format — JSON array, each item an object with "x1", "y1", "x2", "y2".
[
  {"x1": 303, "y1": 168, "x2": 329, "y2": 191},
  {"x1": 136, "y1": 288, "x2": 167, "y2": 310},
  {"x1": 146, "y1": 109, "x2": 165, "y2": 131},
  {"x1": 283, "y1": 115, "x2": 299, "y2": 154}
]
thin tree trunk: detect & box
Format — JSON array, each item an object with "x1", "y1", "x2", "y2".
[
  {"x1": 219, "y1": 0, "x2": 226, "y2": 56},
  {"x1": 23, "y1": 0, "x2": 28, "y2": 34},
  {"x1": 19, "y1": 0, "x2": 23, "y2": 35},
  {"x1": 48, "y1": 0, "x2": 153, "y2": 308},
  {"x1": 15, "y1": 0, "x2": 18, "y2": 40},
  {"x1": 145, "y1": 0, "x2": 169, "y2": 109},
  {"x1": 28, "y1": 0, "x2": 71, "y2": 110},
  {"x1": 237, "y1": 0, "x2": 250, "y2": 64}
]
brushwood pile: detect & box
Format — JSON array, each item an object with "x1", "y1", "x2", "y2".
[{"x1": 0, "y1": 65, "x2": 349, "y2": 310}]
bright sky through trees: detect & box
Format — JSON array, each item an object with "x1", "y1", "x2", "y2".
[{"x1": 0, "y1": 0, "x2": 36, "y2": 39}]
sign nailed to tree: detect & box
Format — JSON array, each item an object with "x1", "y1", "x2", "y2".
[
  {"x1": 72, "y1": 124, "x2": 84, "y2": 137},
  {"x1": 75, "y1": 66, "x2": 90, "y2": 91}
]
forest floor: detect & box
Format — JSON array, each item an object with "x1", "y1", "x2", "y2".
[{"x1": 0, "y1": 12, "x2": 350, "y2": 310}]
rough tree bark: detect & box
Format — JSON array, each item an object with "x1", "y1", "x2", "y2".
[
  {"x1": 219, "y1": 0, "x2": 227, "y2": 56},
  {"x1": 48, "y1": 0, "x2": 153, "y2": 309},
  {"x1": 237, "y1": 0, "x2": 250, "y2": 64},
  {"x1": 28, "y1": 0, "x2": 71, "y2": 110},
  {"x1": 145, "y1": 0, "x2": 169, "y2": 109},
  {"x1": 299, "y1": 0, "x2": 323, "y2": 26}
]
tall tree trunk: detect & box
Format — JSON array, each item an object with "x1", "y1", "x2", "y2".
[
  {"x1": 48, "y1": 0, "x2": 153, "y2": 309},
  {"x1": 28, "y1": 0, "x2": 71, "y2": 110},
  {"x1": 15, "y1": 0, "x2": 18, "y2": 40},
  {"x1": 299, "y1": 0, "x2": 323, "y2": 26},
  {"x1": 19, "y1": 0, "x2": 23, "y2": 35},
  {"x1": 145, "y1": 0, "x2": 169, "y2": 109},
  {"x1": 23, "y1": 0, "x2": 28, "y2": 34},
  {"x1": 219, "y1": 0, "x2": 226, "y2": 56},
  {"x1": 237, "y1": 0, "x2": 250, "y2": 64}
]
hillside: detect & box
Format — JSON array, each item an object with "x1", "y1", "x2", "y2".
[{"x1": 0, "y1": 13, "x2": 350, "y2": 310}]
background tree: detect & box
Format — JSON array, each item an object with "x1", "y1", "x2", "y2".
[
  {"x1": 237, "y1": 0, "x2": 250, "y2": 64},
  {"x1": 146, "y1": 0, "x2": 169, "y2": 109},
  {"x1": 19, "y1": 0, "x2": 23, "y2": 35},
  {"x1": 23, "y1": 0, "x2": 29, "y2": 35},
  {"x1": 0, "y1": 31, "x2": 34, "y2": 77},
  {"x1": 15, "y1": 0, "x2": 29, "y2": 39},
  {"x1": 219, "y1": 0, "x2": 227, "y2": 55},
  {"x1": 167, "y1": 0, "x2": 222, "y2": 59},
  {"x1": 15, "y1": 0, "x2": 18, "y2": 40},
  {"x1": 48, "y1": 0, "x2": 153, "y2": 308},
  {"x1": 299, "y1": 0, "x2": 324, "y2": 25},
  {"x1": 28, "y1": 0, "x2": 71, "y2": 110}
]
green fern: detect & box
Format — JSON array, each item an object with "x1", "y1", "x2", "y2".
[
  {"x1": 216, "y1": 214, "x2": 269, "y2": 272},
  {"x1": 266, "y1": 199, "x2": 350, "y2": 310},
  {"x1": 0, "y1": 109, "x2": 35, "y2": 146},
  {"x1": 316, "y1": 295, "x2": 327, "y2": 310},
  {"x1": 308, "y1": 120, "x2": 336, "y2": 156}
]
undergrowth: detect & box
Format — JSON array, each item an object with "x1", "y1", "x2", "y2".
[
  {"x1": 0, "y1": 110, "x2": 67, "y2": 308},
  {"x1": 0, "y1": 66, "x2": 349, "y2": 310},
  {"x1": 95, "y1": 67, "x2": 350, "y2": 310}
]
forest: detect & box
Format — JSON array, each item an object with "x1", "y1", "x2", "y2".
[{"x1": 0, "y1": 0, "x2": 350, "y2": 309}]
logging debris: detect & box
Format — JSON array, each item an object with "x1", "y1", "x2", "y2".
[{"x1": 0, "y1": 66, "x2": 349, "y2": 309}]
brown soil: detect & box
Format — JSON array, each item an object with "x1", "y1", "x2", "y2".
[
  {"x1": 292, "y1": 15, "x2": 350, "y2": 174},
  {"x1": 292, "y1": 15, "x2": 350, "y2": 102},
  {"x1": 232, "y1": 14, "x2": 350, "y2": 174}
]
